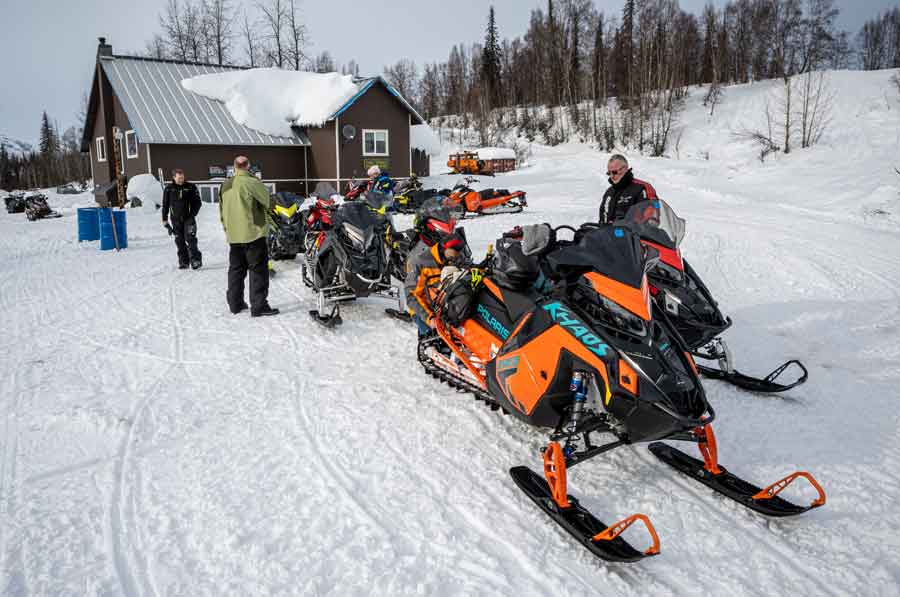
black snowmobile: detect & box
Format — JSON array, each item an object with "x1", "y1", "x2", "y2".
[
  {"x1": 614, "y1": 200, "x2": 808, "y2": 393},
  {"x1": 393, "y1": 174, "x2": 451, "y2": 215},
  {"x1": 302, "y1": 191, "x2": 400, "y2": 326},
  {"x1": 24, "y1": 193, "x2": 62, "y2": 221},
  {"x1": 418, "y1": 225, "x2": 826, "y2": 563},
  {"x1": 267, "y1": 191, "x2": 306, "y2": 261},
  {"x1": 5, "y1": 192, "x2": 27, "y2": 214}
]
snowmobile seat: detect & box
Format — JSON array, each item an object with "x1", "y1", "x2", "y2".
[{"x1": 479, "y1": 189, "x2": 496, "y2": 199}]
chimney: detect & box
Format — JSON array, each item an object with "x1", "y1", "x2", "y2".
[{"x1": 98, "y1": 37, "x2": 113, "y2": 58}]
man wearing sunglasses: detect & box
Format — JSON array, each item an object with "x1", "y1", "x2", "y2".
[{"x1": 599, "y1": 154, "x2": 657, "y2": 223}]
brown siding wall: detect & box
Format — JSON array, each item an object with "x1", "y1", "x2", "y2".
[
  {"x1": 113, "y1": 95, "x2": 150, "y2": 179},
  {"x1": 305, "y1": 121, "x2": 337, "y2": 187},
  {"x1": 149, "y1": 144, "x2": 307, "y2": 194},
  {"x1": 90, "y1": 65, "x2": 115, "y2": 187},
  {"x1": 339, "y1": 83, "x2": 411, "y2": 182}
]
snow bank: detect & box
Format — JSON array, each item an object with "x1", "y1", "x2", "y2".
[
  {"x1": 181, "y1": 69, "x2": 359, "y2": 137},
  {"x1": 410, "y1": 124, "x2": 441, "y2": 155},
  {"x1": 127, "y1": 173, "x2": 164, "y2": 213},
  {"x1": 477, "y1": 147, "x2": 516, "y2": 160}
]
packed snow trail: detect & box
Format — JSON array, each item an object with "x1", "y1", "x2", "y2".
[{"x1": 2, "y1": 70, "x2": 900, "y2": 595}]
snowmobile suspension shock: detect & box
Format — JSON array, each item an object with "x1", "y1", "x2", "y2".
[{"x1": 566, "y1": 372, "x2": 588, "y2": 433}]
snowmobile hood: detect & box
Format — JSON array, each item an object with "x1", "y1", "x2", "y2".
[{"x1": 546, "y1": 226, "x2": 649, "y2": 289}]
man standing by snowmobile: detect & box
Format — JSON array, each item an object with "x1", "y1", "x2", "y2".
[
  {"x1": 405, "y1": 233, "x2": 465, "y2": 335},
  {"x1": 599, "y1": 154, "x2": 657, "y2": 223},
  {"x1": 219, "y1": 156, "x2": 279, "y2": 317},
  {"x1": 162, "y1": 168, "x2": 203, "y2": 269}
]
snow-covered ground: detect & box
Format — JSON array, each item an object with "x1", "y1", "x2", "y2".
[{"x1": 2, "y1": 69, "x2": 900, "y2": 596}]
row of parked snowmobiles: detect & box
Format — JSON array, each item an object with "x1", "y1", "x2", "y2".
[
  {"x1": 4, "y1": 191, "x2": 62, "y2": 220},
  {"x1": 263, "y1": 177, "x2": 823, "y2": 563}
]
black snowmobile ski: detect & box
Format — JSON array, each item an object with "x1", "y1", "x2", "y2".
[
  {"x1": 384, "y1": 307, "x2": 412, "y2": 323},
  {"x1": 510, "y1": 466, "x2": 659, "y2": 563},
  {"x1": 695, "y1": 359, "x2": 808, "y2": 393},
  {"x1": 309, "y1": 303, "x2": 342, "y2": 327},
  {"x1": 648, "y1": 442, "x2": 826, "y2": 517}
]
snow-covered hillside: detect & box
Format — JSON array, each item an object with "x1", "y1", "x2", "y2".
[{"x1": 1, "y1": 70, "x2": 899, "y2": 596}]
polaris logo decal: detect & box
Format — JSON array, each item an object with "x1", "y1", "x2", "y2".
[
  {"x1": 477, "y1": 304, "x2": 510, "y2": 340},
  {"x1": 542, "y1": 302, "x2": 610, "y2": 358}
]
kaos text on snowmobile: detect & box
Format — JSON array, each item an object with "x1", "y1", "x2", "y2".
[
  {"x1": 615, "y1": 200, "x2": 808, "y2": 393},
  {"x1": 417, "y1": 224, "x2": 825, "y2": 563},
  {"x1": 303, "y1": 191, "x2": 400, "y2": 326}
]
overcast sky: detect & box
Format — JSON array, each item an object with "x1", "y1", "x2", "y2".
[{"x1": 0, "y1": 0, "x2": 895, "y2": 146}]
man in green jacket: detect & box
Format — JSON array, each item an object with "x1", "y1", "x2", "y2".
[{"x1": 219, "y1": 156, "x2": 279, "y2": 317}]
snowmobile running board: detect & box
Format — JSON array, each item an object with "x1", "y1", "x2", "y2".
[
  {"x1": 510, "y1": 466, "x2": 660, "y2": 563},
  {"x1": 648, "y1": 442, "x2": 826, "y2": 517},
  {"x1": 696, "y1": 359, "x2": 808, "y2": 393}
]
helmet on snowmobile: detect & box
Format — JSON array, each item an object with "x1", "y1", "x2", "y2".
[{"x1": 414, "y1": 197, "x2": 457, "y2": 246}]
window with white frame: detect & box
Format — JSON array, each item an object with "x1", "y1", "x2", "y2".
[
  {"x1": 125, "y1": 130, "x2": 138, "y2": 159},
  {"x1": 198, "y1": 184, "x2": 221, "y2": 203},
  {"x1": 263, "y1": 182, "x2": 277, "y2": 194},
  {"x1": 96, "y1": 137, "x2": 107, "y2": 162},
  {"x1": 362, "y1": 130, "x2": 389, "y2": 156}
]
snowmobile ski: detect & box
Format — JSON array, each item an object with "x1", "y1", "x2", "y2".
[
  {"x1": 384, "y1": 307, "x2": 412, "y2": 323},
  {"x1": 510, "y1": 451, "x2": 659, "y2": 563},
  {"x1": 309, "y1": 303, "x2": 342, "y2": 327},
  {"x1": 648, "y1": 441, "x2": 826, "y2": 517},
  {"x1": 695, "y1": 359, "x2": 808, "y2": 393}
]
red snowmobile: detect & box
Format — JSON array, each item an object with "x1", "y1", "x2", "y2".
[
  {"x1": 442, "y1": 176, "x2": 526, "y2": 218},
  {"x1": 418, "y1": 225, "x2": 825, "y2": 563}
]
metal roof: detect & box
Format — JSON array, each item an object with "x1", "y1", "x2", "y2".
[{"x1": 100, "y1": 56, "x2": 309, "y2": 147}]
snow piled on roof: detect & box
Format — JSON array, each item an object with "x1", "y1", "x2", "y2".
[
  {"x1": 181, "y1": 68, "x2": 359, "y2": 136},
  {"x1": 476, "y1": 147, "x2": 516, "y2": 160},
  {"x1": 410, "y1": 124, "x2": 441, "y2": 155}
]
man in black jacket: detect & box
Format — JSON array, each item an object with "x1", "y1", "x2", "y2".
[
  {"x1": 599, "y1": 154, "x2": 658, "y2": 223},
  {"x1": 162, "y1": 168, "x2": 203, "y2": 269}
]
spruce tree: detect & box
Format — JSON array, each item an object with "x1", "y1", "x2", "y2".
[{"x1": 481, "y1": 6, "x2": 503, "y2": 108}]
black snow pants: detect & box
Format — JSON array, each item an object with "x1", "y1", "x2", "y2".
[
  {"x1": 172, "y1": 217, "x2": 202, "y2": 266},
  {"x1": 227, "y1": 236, "x2": 269, "y2": 313}
]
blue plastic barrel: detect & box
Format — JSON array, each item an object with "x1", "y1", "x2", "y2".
[
  {"x1": 99, "y1": 208, "x2": 128, "y2": 250},
  {"x1": 77, "y1": 207, "x2": 100, "y2": 241}
]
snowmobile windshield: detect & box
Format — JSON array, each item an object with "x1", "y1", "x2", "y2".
[
  {"x1": 616, "y1": 199, "x2": 686, "y2": 249},
  {"x1": 311, "y1": 182, "x2": 338, "y2": 199},
  {"x1": 545, "y1": 226, "x2": 648, "y2": 289},
  {"x1": 273, "y1": 191, "x2": 302, "y2": 209},
  {"x1": 417, "y1": 197, "x2": 453, "y2": 224},
  {"x1": 364, "y1": 191, "x2": 393, "y2": 214}
]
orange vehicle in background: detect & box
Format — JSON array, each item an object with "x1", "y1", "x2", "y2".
[
  {"x1": 443, "y1": 176, "x2": 527, "y2": 218},
  {"x1": 447, "y1": 151, "x2": 493, "y2": 176}
]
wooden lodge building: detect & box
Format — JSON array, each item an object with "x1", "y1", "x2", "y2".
[{"x1": 82, "y1": 38, "x2": 432, "y2": 203}]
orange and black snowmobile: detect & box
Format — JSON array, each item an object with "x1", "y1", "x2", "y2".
[
  {"x1": 442, "y1": 176, "x2": 526, "y2": 218},
  {"x1": 613, "y1": 199, "x2": 808, "y2": 393},
  {"x1": 418, "y1": 225, "x2": 826, "y2": 563}
]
